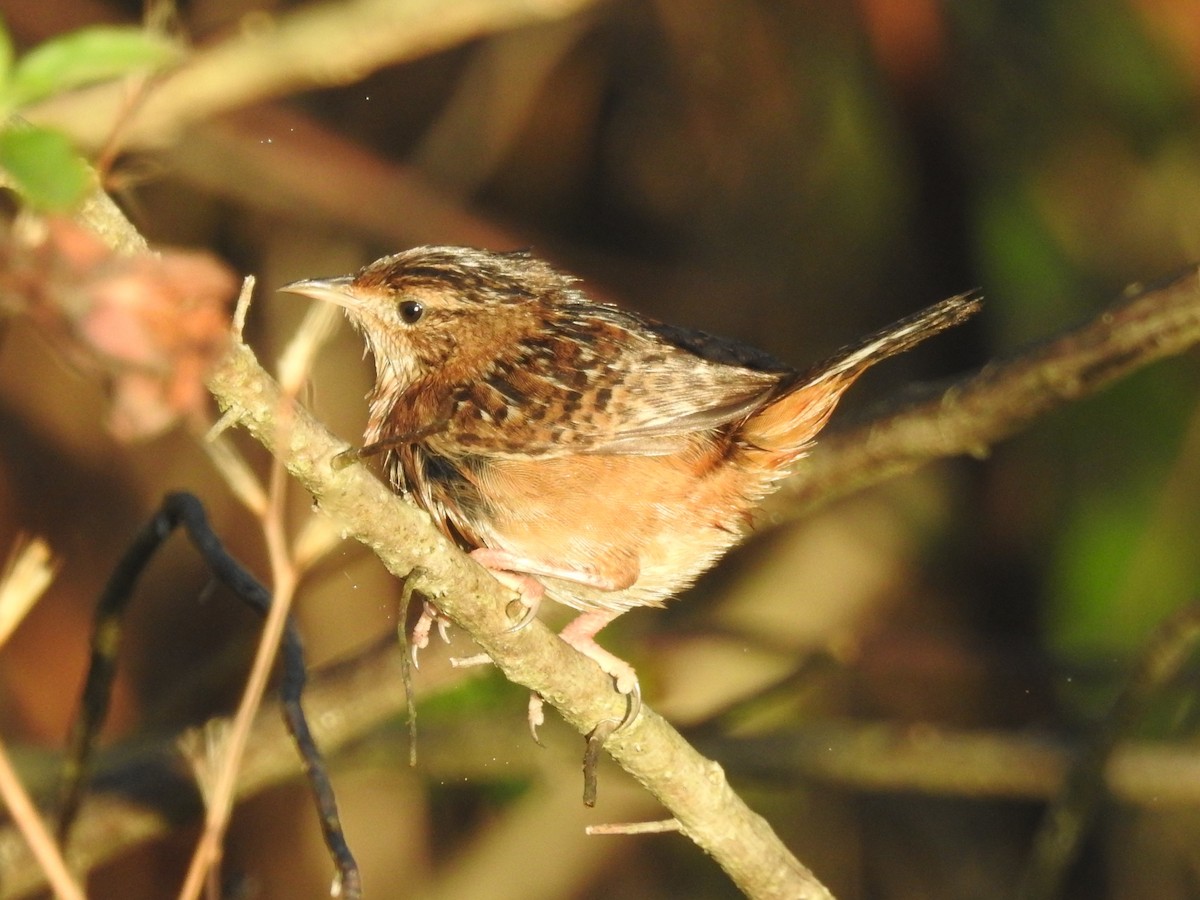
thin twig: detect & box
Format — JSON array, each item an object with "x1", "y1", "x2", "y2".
[
  {"x1": 0, "y1": 538, "x2": 55, "y2": 648},
  {"x1": 200, "y1": 432, "x2": 268, "y2": 516},
  {"x1": 1017, "y1": 597, "x2": 1200, "y2": 900},
  {"x1": 0, "y1": 540, "x2": 81, "y2": 900},
  {"x1": 50, "y1": 493, "x2": 357, "y2": 897},
  {"x1": 0, "y1": 740, "x2": 85, "y2": 900},
  {"x1": 181, "y1": 293, "x2": 360, "y2": 899},
  {"x1": 175, "y1": 472, "x2": 302, "y2": 899},
  {"x1": 586, "y1": 818, "x2": 682, "y2": 835},
  {"x1": 399, "y1": 573, "x2": 423, "y2": 768}
]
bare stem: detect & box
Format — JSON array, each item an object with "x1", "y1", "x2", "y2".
[{"x1": 0, "y1": 739, "x2": 84, "y2": 900}]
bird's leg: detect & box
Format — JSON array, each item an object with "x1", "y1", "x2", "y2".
[
  {"x1": 447, "y1": 558, "x2": 549, "y2": 738},
  {"x1": 469, "y1": 548, "x2": 545, "y2": 629},
  {"x1": 559, "y1": 608, "x2": 637, "y2": 695},
  {"x1": 454, "y1": 550, "x2": 641, "y2": 738},
  {"x1": 526, "y1": 608, "x2": 643, "y2": 739}
]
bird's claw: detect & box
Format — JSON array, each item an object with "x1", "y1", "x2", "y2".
[
  {"x1": 410, "y1": 601, "x2": 451, "y2": 668},
  {"x1": 504, "y1": 594, "x2": 540, "y2": 632},
  {"x1": 331, "y1": 447, "x2": 362, "y2": 471},
  {"x1": 528, "y1": 693, "x2": 546, "y2": 744}
]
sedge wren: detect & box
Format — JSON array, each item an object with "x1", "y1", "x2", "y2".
[{"x1": 284, "y1": 247, "x2": 978, "y2": 711}]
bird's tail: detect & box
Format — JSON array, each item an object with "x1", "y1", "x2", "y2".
[{"x1": 740, "y1": 292, "x2": 980, "y2": 464}]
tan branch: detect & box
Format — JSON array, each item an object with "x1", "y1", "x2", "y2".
[
  {"x1": 26, "y1": 0, "x2": 601, "y2": 153},
  {"x1": 15, "y1": 184, "x2": 830, "y2": 899},
  {"x1": 205, "y1": 335, "x2": 833, "y2": 900},
  {"x1": 768, "y1": 267, "x2": 1200, "y2": 520},
  {"x1": 22, "y1": 171, "x2": 1200, "y2": 900}
]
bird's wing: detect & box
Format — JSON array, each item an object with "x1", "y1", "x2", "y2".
[{"x1": 432, "y1": 305, "x2": 792, "y2": 458}]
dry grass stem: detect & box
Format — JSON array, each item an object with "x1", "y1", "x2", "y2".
[{"x1": 0, "y1": 538, "x2": 56, "y2": 648}]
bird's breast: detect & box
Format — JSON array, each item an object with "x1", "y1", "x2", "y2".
[{"x1": 391, "y1": 435, "x2": 779, "y2": 612}]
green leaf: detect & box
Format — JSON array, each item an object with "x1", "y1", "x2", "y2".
[
  {"x1": 9, "y1": 26, "x2": 178, "y2": 108},
  {"x1": 0, "y1": 126, "x2": 92, "y2": 210}
]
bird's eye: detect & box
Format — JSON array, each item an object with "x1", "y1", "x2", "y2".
[{"x1": 398, "y1": 300, "x2": 424, "y2": 324}]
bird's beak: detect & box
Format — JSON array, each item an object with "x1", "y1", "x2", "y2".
[{"x1": 279, "y1": 275, "x2": 356, "y2": 308}]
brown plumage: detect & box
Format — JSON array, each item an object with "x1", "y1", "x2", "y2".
[{"x1": 284, "y1": 246, "x2": 979, "y2": 699}]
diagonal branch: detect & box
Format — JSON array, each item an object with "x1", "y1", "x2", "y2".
[
  {"x1": 206, "y1": 339, "x2": 834, "y2": 899},
  {"x1": 768, "y1": 266, "x2": 1200, "y2": 521},
  {"x1": 63, "y1": 186, "x2": 1200, "y2": 900},
  {"x1": 60, "y1": 201, "x2": 836, "y2": 899},
  {"x1": 202, "y1": 265, "x2": 1200, "y2": 899}
]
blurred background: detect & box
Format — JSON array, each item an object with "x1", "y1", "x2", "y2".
[{"x1": 3, "y1": 0, "x2": 1200, "y2": 897}]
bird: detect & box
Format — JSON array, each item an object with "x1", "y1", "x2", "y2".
[{"x1": 283, "y1": 246, "x2": 978, "y2": 723}]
